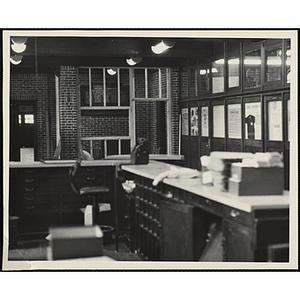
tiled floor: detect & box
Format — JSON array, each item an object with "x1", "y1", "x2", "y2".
[{"x1": 8, "y1": 237, "x2": 141, "y2": 261}]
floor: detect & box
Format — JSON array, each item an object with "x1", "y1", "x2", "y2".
[{"x1": 8, "y1": 235, "x2": 141, "y2": 262}]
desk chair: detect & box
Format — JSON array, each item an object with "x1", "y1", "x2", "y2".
[{"x1": 69, "y1": 162, "x2": 110, "y2": 225}]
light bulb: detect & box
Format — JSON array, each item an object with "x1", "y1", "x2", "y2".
[{"x1": 11, "y1": 43, "x2": 27, "y2": 53}]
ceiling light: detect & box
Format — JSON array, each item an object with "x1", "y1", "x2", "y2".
[
  {"x1": 11, "y1": 43, "x2": 27, "y2": 53},
  {"x1": 107, "y1": 68, "x2": 117, "y2": 75},
  {"x1": 151, "y1": 40, "x2": 176, "y2": 54},
  {"x1": 10, "y1": 55, "x2": 23, "y2": 65},
  {"x1": 11, "y1": 37, "x2": 27, "y2": 44},
  {"x1": 126, "y1": 57, "x2": 142, "y2": 66}
]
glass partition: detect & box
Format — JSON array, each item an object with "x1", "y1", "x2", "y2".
[
  {"x1": 212, "y1": 58, "x2": 225, "y2": 94},
  {"x1": 244, "y1": 46, "x2": 262, "y2": 89},
  {"x1": 265, "y1": 42, "x2": 282, "y2": 84}
]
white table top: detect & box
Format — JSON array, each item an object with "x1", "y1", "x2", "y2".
[{"x1": 121, "y1": 161, "x2": 290, "y2": 213}]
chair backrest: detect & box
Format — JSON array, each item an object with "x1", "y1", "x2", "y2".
[{"x1": 69, "y1": 162, "x2": 81, "y2": 194}]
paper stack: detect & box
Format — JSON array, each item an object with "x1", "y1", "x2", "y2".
[{"x1": 208, "y1": 152, "x2": 254, "y2": 192}]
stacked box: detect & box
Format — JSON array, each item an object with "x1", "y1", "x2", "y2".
[{"x1": 229, "y1": 163, "x2": 284, "y2": 196}]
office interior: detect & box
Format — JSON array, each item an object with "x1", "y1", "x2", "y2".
[{"x1": 3, "y1": 31, "x2": 297, "y2": 268}]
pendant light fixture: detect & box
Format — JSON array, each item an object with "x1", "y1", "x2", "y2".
[
  {"x1": 151, "y1": 40, "x2": 176, "y2": 54},
  {"x1": 126, "y1": 57, "x2": 142, "y2": 66}
]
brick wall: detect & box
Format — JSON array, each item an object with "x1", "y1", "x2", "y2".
[
  {"x1": 170, "y1": 67, "x2": 180, "y2": 155},
  {"x1": 10, "y1": 72, "x2": 56, "y2": 160},
  {"x1": 59, "y1": 66, "x2": 78, "y2": 159}
]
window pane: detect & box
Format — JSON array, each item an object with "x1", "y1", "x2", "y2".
[
  {"x1": 148, "y1": 69, "x2": 160, "y2": 98},
  {"x1": 91, "y1": 68, "x2": 104, "y2": 106},
  {"x1": 134, "y1": 69, "x2": 145, "y2": 98},
  {"x1": 199, "y1": 63, "x2": 210, "y2": 93},
  {"x1": 265, "y1": 44, "x2": 282, "y2": 83},
  {"x1": 135, "y1": 101, "x2": 167, "y2": 154},
  {"x1": 121, "y1": 139, "x2": 131, "y2": 154},
  {"x1": 78, "y1": 68, "x2": 90, "y2": 106},
  {"x1": 244, "y1": 48, "x2": 261, "y2": 89},
  {"x1": 105, "y1": 68, "x2": 118, "y2": 106},
  {"x1": 24, "y1": 114, "x2": 34, "y2": 124},
  {"x1": 212, "y1": 59, "x2": 224, "y2": 93},
  {"x1": 161, "y1": 68, "x2": 167, "y2": 98},
  {"x1": 107, "y1": 140, "x2": 119, "y2": 156},
  {"x1": 120, "y1": 68, "x2": 130, "y2": 106},
  {"x1": 228, "y1": 58, "x2": 240, "y2": 88}
]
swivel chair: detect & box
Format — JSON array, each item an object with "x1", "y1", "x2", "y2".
[{"x1": 69, "y1": 161, "x2": 110, "y2": 225}]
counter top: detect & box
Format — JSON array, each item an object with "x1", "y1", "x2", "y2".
[
  {"x1": 9, "y1": 159, "x2": 132, "y2": 168},
  {"x1": 121, "y1": 161, "x2": 289, "y2": 213},
  {"x1": 105, "y1": 154, "x2": 184, "y2": 161}
]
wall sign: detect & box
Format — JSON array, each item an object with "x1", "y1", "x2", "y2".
[
  {"x1": 268, "y1": 100, "x2": 282, "y2": 141},
  {"x1": 245, "y1": 102, "x2": 261, "y2": 140},
  {"x1": 213, "y1": 105, "x2": 225, "y2": 138},
  {"x1": 190, "y1": 107, "x2": 198, "y2": 136},
  {"x1": 181, "y1": 108, "x2": 189, "y2": 136},
  {"x1": 201, "y1": 106, "x2": 209, "y2": 137},
  {"x1": 228, "y1": 103, "x2": 241, "y2": 139}
]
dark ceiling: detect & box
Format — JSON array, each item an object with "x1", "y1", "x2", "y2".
[{"x1": 10, "y1": 36, "x2": 260, "y2": 74}]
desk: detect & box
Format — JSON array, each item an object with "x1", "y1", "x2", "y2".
[{"x1": 120, "y1": 161, "x2": 289, "y2": 262}]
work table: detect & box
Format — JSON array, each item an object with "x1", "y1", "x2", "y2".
[{"x1": 121, "y1": 161, "x2": 289, "y2": 213}]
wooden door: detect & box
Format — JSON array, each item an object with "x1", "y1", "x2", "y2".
[
  {"x1": 10, "y1": 101, "x2": 38, "y2": 161},
  {"x1": 223, "y1": 219, "x2": 254, "y2": 262},
  {"x1": 225, "y1": 98, "x2": 242, "y2": 152},
  {"x1": 243, "y1": 96, "x2": 264, "y2": 153},
  {"x1": 160, "y1": 201, "x2": 204, "y2": 261}
]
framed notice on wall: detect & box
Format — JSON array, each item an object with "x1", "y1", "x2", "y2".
[
  {"x1": 213, "y1": 105, "x2": 225, "y2": 138},
  {"x1": 190, "y1": 107, "x2": 198, "y2": 136},
  {"x1": 181, "y1": 108, "x2": 189, "y2": 136},
  {"x1": 228, "y1": 103, "x2": 241, "y2": 139},
  {"x1": 245, "y1": 102, "x2": 262, "y2": 140},
  {"x1": 268, "y1": 100, "x2": 282, "y2": 141},
  {"x1": 201, "y1": 106, "x2": 209, "y2": 137}
]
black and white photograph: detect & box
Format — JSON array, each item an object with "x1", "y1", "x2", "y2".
[{"x1": 2, "y1": 29, "x2": 298, "y2": 273}]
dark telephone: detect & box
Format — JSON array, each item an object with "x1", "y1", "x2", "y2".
[{"x1": 130, "y1": 138, "x2": 149, "y2": 165}]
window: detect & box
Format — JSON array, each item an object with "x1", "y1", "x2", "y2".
[
  {"x1": 133, "y1": 68, "x2": 171, "y2": 154},
  {"x1": 78, "y1": 67, "x2": 172, "y2": 157},
  {"x1": 78, "y1": 67, "x2": 130, "y2": 108},
  {"x1": 244, "y1": 45, "x2": 262, "y2": 90}
]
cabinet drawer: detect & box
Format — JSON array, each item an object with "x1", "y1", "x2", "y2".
[
  {"x1": 20, "y1": 193, "x2": 91, "y2": 205},
  {"x1": 185, "y1": 192, "x2": 224, "y2": 216},
  {"x1": 223, "y1": 205, "x2": 252, "y2": 227},
  {"x1": 18, "y1": 168, "x2": 68, "y2": 177},
  {"x1": 20, "y1": 202, "x2": 87, "y2": 214}
]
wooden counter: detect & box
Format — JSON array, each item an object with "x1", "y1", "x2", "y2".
[
  {"x1": 120, "y1": 161, "x2": 290, "y2": 262},
  {"x1": 121, "y1": 161, "x2": 289, "y2": 213}
]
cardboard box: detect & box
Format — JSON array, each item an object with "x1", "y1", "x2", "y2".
[
  {"x1": 48, "y1": 225, "x2": 103, "y2": 260},
  {"x1": 231, "y1": 163, "x2": 284, "y2": 182},
  {"x1": 228, "y1": 177, "x2": 284, "y2": 196}
]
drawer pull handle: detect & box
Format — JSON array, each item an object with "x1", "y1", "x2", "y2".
[
  {"x1": 25, "y1": 187, "x2": 34, "y2": 192},
  {"x1": 230, "y1": 210, "x2": 240, "y2": 218},
  {"x1": 25, "y1": 178, "x2": 34, "y2": 183},
  {"x1": 25, "y1": 197, "x2": 35, "y2": 201},
  {"x1": 87, "y1": 177, "x2": 96, "y2": 181},
  {"x1": 25, "y1": 205, "x2": 35, "y2": 210}
]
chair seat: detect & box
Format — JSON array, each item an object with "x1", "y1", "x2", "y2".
[{"x1": 79, "y1": 186, "x2": 110, "y2": 196}]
